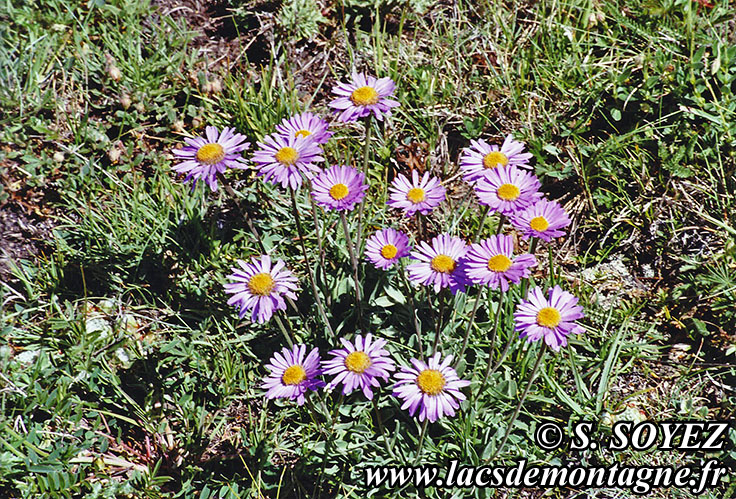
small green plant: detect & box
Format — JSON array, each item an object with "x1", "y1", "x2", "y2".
[{"x1": 276, "y1": 0, "x2": 327, "y2": 42}]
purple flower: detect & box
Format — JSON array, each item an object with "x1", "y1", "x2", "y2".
[
  {"x1": 474, "y1": 165, "x2": 542, "y2": 216},
  {"x1": 262, "y1": 344, "x2": 324, "y2": 405},
  {"x1": 407, "y1": 234, "x2": 468, "y2": 294},
  {"x1": 329, "y1": 72, "x2": 400, "y2": 122},
  {"x1": 510, "y1": 199, "x2": 571, "y2": 242},
  {"x1": 459, "y1": 134, "x2": 533, "y2": 183},
  {"x1": 310, "y1": 165, "x2": 368, "y2": 212},
  {"x1": 364, "y1": 228, "x2": 411, "y2": 270},
  {"x1": 224, "y1": 255, "x2": 298, "y2": 324},
  {"x1": 276, "y1": 111, "x2": 333, "y2": 145},
  {"x1": 392, "y1": 353, "x2": 470, "y2": 423},
  {"x1": 171, "y1": 126, "x2": 249, "y2": 191},
  {"x1": 252, "y1": 133, "x2": 324, "y2": 190},
  {"x1": 460, "y1": 235, "x2": 537, "y2": 291},
  {"x1": 387, "y1": 171, "x2": 446, "y2": 217},
  {"x1": 514, "y1": 286, "x2": 585, "y2": 352},
  {"x1": 323, "y1": 334, "x2": 395, "y2": 399}
]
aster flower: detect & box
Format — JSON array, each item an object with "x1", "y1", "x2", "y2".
[
  {"x1": 172, "y1": 126, "x2": 249, "y2": 191},
  {"x1": 458, "y1": 134, "x2": 533, "y2": 183},
  {"x1": 329, "y1": 72, "x2": 400, "y2": 122},
  {"x1": 252, "y1": 133, "x2": 324, "y2": 190},
  {"x1": 311, "y1": 165, "x2": 368, "y2": 212},
  {"x1": 474, "y1": 165, "x2": 542, "y2": 216},
  {"x1": 275, "y1": 111, "x2": 332, "y2": 145},
  {"x1": 262, "y1": 344, "x2": 324, "y2": 405},
  {"x1": 224, "y1": 255, "x2": 298, "y2": 324},
  {"x1": 407, "y1": 234, "x2": 468, "y2": 294},
  {"x1": 514, "y1": 286, "x2": 585, "y2": 352},
  {"x1": 460, "y1": 235, "x2": 537, "y2": 291},
  {"x1": 323, "y1": 334, "x2": 395, "y2": 399},
  {"x1": 511, "y1": 199, "x2": 571, "y2": 242},
  {"x1": 392, "y1": 352, "x2": 470, "y2": 423},
  {"x1": 387, "y1": 171, "x2": 446, "y2": 217},
  {"x1": 364, "y1": 228, "x2": 411, "y2": 270}
]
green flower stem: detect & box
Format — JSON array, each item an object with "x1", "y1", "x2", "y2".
[
  {"x1": 289, "y1": 187, "x2": 334, "y2": 339},
  {"x1": 521, "y1": 237, "x2": 539, "y2": 297},
  {"x1": 414, "y1": 418, "x2": 429, "y2": 465},
  {"x1": 426, "y1": 288, "x2": 438, "y2": 356},
  {"x1": 219, "y1": 174, "x2": 266, "y2": 253},
  {"x1": 431, "y1": 288, "x2": 447, "y2": 356},
  {"x1": 489, "y1": 344, "x2": 546, "y2": 461},
  {"x1": 315, "y1": 393, "x2": 344, "y2": 498},
  {"x1": 487, "y1": 324, "x2": 515, "y2": 378},
  {"x1": 456, "y1": 287, "x2": 486, "y2": 365},
  {"x1": 548, "y1": 243, "x2": 556, "y2": 287},
  {"x1": 401, "y1": 267, "x2": 424, "y2": 360},
  {"x1": 304, "y1": 396, "x2": 328, "y2": 439},
  {"x1": 472, "y1": 206, "x2": 490, "y2": 242},
  {"x1": 273, "y1": 312, "x2": 295, "y2": 347},
  {"x1": 308, "y1": 182, "x2": 326, "y2": 277},
  {"x1": 485, "y1": 237, "x2": 540, "y2": 377},
  {"x1": 221, "y1": 175, "x2": 301, "y2": 332},
  {"x1": 372, "y1": 398, "x2": 395, "y2": 458},
  {"x1": 496, "y1": 213, "x2": 506, "y2": 235},
  {"x1": 474, "y1": 291, "x2": 505, "y2": 401},
  {"x1": 340, "y1": 211, "x2": 363, "y2": 325},
  {"x1": 355, "y1": 115, "x2": 373, "y2": 257}
]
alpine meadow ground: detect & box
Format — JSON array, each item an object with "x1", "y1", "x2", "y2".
[{"x1": 1, "y1": 0, "x2": 735, "y2": 498}]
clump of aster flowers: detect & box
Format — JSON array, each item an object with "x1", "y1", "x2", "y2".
[{"x1": 165, "y1": 70, "x2": 589, "y2": 462}]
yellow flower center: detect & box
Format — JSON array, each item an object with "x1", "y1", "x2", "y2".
[
  {"x1": 282, "y1": 365, "x2": 307, "y2": 385},
  {"x1": 430, "y1": 254, "x2": 455, "y2": 273},
  {"x1": 329, "y1": 183, "x2": 349, "y2": 200},
  {"x1": 483, "y1": 151, "x2": 509, "y2": 169},
  {"x1": 275, "y1": 146, "x2": 299, "y2": 166},
  {"x1": 295, "y1": 129, "x2": 311, "y2": 138},
  {"x1": 248, "y1": 272, "x2": 275, "y2": 296},
  {"x1": 536, "y1": 307, "x2": 561, "y2": 328},
  {"x1": 344, "y1": 351, "x2": 371, "y2": 374},
  {"x1": 416, "y1": 369, "x2": 446, "y2": 396},
  {"x1": 380, "y1": 244, "x2": 398, "y2": 259},
  {"x1": 530, "y1": 216, "x2": 550, "y2": 232},
  {"x1": 497, "y1": 183, "x2": 521, "y2": 201},
  {"x1": 487, "y1": 254, "x2": 513, "y2": 272},
  {"x1": 195, "y1": 143, "x2": 225, "y2": 165},
  {"x1": 406, "y1": 187, "x2": 426, "y2": 204},
  {"x1": 350, "y1": 86, "x2": 380, "y2": 106}
]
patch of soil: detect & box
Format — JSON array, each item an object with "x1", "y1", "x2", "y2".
[
  {"x1": 0, "y1": 158, "x2": 57, "y2": 282},
  {"x1": 152, "y1": 0, "x2": 278, "y2": 69},
  {"x1": 0, "y1": 204, "x2": 55, "y2": 281}
]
